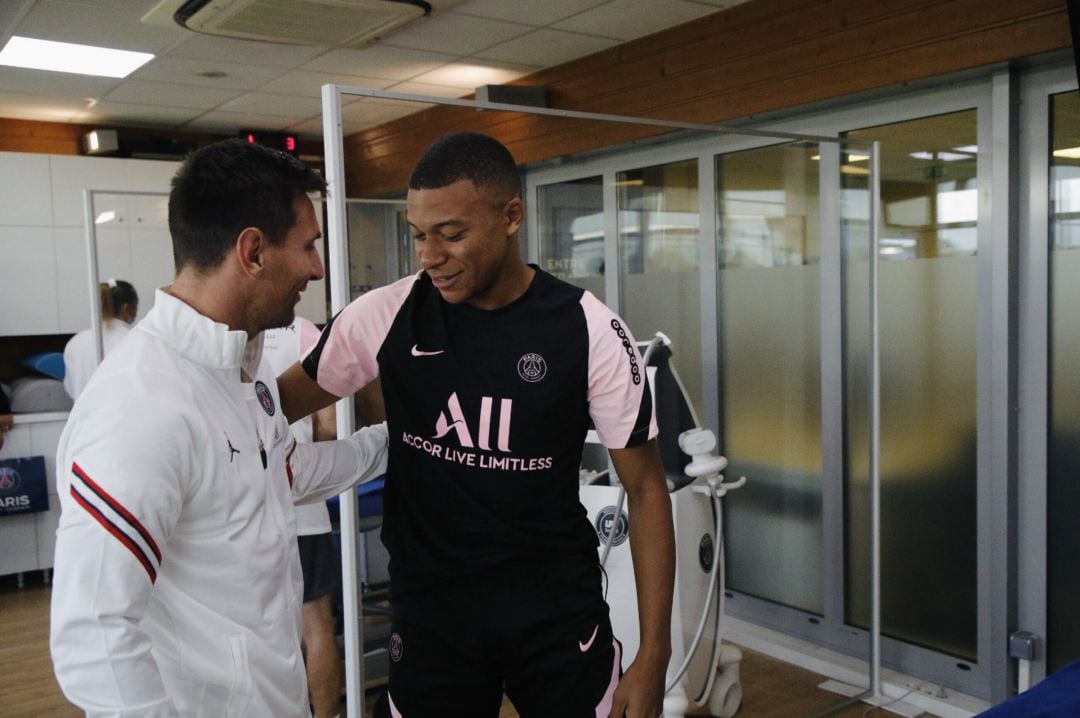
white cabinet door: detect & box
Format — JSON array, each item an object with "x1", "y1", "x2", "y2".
[
  {"x1": 54, "y1": 227, "x2": 131, "y2": 333},
  {"x1": 49, "y1": 155, "x2": 127, "y2": 227},
  {"x1": 129, "y1": 228, "x2": 175, "y2": 320},
  {"x1": 0, "y1": 152, "x2": 52, "y2": 226},
  {"x1": 125, "y1": 159, "x2": 176, "y2": 229},
  {"x1": 0, "y1": 513, "x2": 39, "y2": 576},
  {"x1": 0, "y1": 226, "x2": 58, "y2": 335}
]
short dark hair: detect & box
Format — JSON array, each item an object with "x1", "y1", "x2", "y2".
[
  {"x1": 408, "y1": 132, "x2": 520, "y2": 204},
  {"x1": 168, "y1": 139, "x2": 326, "y2": 271}
]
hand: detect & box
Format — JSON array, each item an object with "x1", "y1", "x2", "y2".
[
  {"x1": 608, "y1": 655, "x2": 667, "y2": 718},
  {"x1": 0, "y1": 414, "x2": 13, "y2": 451}
]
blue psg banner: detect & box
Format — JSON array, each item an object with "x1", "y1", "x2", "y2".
[{"x1": 0, "y1": 456, "x2": 49, "y2": 516}]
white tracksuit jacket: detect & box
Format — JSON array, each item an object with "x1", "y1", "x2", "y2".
[{"x1": 50, "y1": 289, "x2": 387, "y2": 717}]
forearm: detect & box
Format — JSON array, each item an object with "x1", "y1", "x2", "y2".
[
  {"x1": 290, "y1": 422, "x2": 388, "y2": 503},
  {"x1": 51, "y1": 524, "x2": 177, "y2": 716},
  {"x1": 625, "y1": 480, "x2": 675, "y2": 663}
]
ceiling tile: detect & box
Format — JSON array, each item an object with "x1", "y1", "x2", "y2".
[
  {"x1": 74, "y1": 100, "x2": 204, "y2": 127},
  {"x1": 381, "y1": 13, "x2": 530, "y2": 55},
  {"x1": 15, "y1": 0, "x2": 183, "y2": 53},
  {"x1": 0, "y1": 91, "x2": 86, "y2": 122},
  {"x1": 551, "y1": 0, "x2": 718, "y2": 41},
  {"x1": 164, "y1": 33, "x2": 328, "y2": 69},
  {"x1": 475, "y1": 29, "x2": 618, "y2": 67},
  {"x1": 183, "y1": 110, "x2": 297, "y2": 134},
  {"x1": 454, "y1": 0, "x2": 610, "y2": 26},
  {"x1": 102, "y1": 80, "x2": 241, "y2": 110},
  {"x1": 131, "y1": 57, "x2": 286, "y2": 91},
  {"x1": 409, "y1": 60, "x2": 536, "y2": 90},
  {"x1": 0, "y1": 66, "x2": 121, "y2": 99},
  {"x1": 256, "y1": 70, "x2": 396, "y2": 98},
  {"x1": 217, "y1": 92, "x2": 323, "y2": 119},
  {"x1": 301, "y1": 45, "x2": 457, "y2": 82}
]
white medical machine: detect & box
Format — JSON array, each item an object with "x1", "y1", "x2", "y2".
[{"x1": 579, "y1": 333, "x2": 746, "y2": 718}]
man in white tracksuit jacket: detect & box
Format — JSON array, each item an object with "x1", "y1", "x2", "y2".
[{"x1": 50, "y1": 139, "x2": 383, "y2": 717}]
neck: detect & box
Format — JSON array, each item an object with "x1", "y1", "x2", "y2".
[{"x1": 169, "y1": 267, "x2": 253, "y2": 337}]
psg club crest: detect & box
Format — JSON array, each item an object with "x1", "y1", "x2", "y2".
[
  {"x1": 389, "y1": 633, "x2": 403, "y2": 662},
  {"x1": 0, "y1": 456, "x2": 47, "y2": 515},
  {"x1": 254, "y1": 381, "x2": 275, "y2": 416},
  {"x1": 517, "y1": 353, "x2": 547, "y2": 383},
  {"x1": 0, "y1": 466, "x2": 20, "y2": 492}
]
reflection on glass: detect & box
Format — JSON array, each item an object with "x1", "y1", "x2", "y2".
[
  {"x1": 716, "y1": 143, "x2": 823, "y2": 613},
  {"x1": 537, "y1": 176, "x2": 605, "y2": 301},
  {"x1": 340, "y1": 201, "x2": 409, "y2": 300},
  {"x1": 617, "y1": 160, "x2": 702, "y2": 413},
  {"x1": 1048, "y1": 90, "x2": 1080, "y2": 672},
  {"x1": 843, "y1": 110, "x2": 978, "y2": 661}
]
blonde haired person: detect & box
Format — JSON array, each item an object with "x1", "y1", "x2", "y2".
[{"x1": 62, "y1": 279, "x2": 138, "y2": 401}]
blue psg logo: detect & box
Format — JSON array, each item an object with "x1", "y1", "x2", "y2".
[
  {"x1": 0, "y1": 467, "x2": 20, "y2": 493},
  {"x1": 254, "y1": 381, "x2": 275, "y2": 416}
]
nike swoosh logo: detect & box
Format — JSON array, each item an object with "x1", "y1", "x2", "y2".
[
  {"x1": 411, "y1": 345, "x2": 444, "y2": 357},
  {"x1": 579, "y1": 624, "x2": 599, "y2": 652}
]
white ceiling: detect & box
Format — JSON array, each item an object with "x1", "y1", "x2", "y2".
[{"x1": 0, "y1": 0, "x2": 750, "y2": 140}]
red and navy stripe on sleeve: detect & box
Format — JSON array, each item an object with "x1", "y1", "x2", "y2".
[{"x1": 69, "y1": 462, "x2": 162, "y2": 583}]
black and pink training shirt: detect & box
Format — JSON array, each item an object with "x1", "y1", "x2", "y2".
[{"x1": 303, "y1": 266, "x2": 657, "y2": 596}]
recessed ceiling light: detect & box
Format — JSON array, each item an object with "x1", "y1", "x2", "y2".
[
  {"x1": 0, "y1": 36, "x2": 153, "y2": 78},
  {"x1": 1053, "y1": 146, "x2": 1080, "y2": 159}
]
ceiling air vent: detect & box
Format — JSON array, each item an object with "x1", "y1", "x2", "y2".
[{"x1": 143, "y1": 0, "x2": 431, "y2": 48}]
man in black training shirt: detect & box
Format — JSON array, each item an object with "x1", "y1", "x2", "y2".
[{"x1": 279, "y1": 132, "x2": 675, "y2": 718}]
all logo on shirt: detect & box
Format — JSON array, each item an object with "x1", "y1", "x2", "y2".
[
  {"x1": 254, "y1": 380, "x2": 275, "y2": 416},
  {"x1": 400, "y1": 392, "x2": 554, "y2": 472},
  {"x1": 434, "y1": 392, "x2": 511, "y2": 451}
]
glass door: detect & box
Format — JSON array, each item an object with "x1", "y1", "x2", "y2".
[{"x1": 1018, "y1": 64, "x2": 1080, "y2": 685}]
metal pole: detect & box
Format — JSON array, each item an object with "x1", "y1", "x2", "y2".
[
  {"x1": 83, "y1": 189, "x2": 104, "y2": 365},
  {"x1": 321, "y1": 82, "x2": 365, "y2": 718},
  {"x1": 869, "y1": 140, "x2": 882, "y2": 699}
]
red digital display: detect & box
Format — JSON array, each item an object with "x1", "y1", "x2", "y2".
[{"x1": 239, "y1": 130, "x2": 299, "y2": 156}]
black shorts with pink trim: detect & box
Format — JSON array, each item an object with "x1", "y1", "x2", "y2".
[{"x1": 383, "y1": 554, "x2": 621, "y2": 718}]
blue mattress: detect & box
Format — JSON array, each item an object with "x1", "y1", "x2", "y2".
[{"x1": 976, "y1": 658, "x2": 1080, "y2": 717}]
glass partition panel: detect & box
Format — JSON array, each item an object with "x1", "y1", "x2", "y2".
[
  {"x1": 536, "y1": 176, "x2": 605, "y2": 300},
  {"x1": 843, "y1": 110, "x2": 978, "y2": 661},
  {"x1": 616, "y1": 160, "x2": 702, "y2": 412},
  {"x1": 715, "y1": 142, "x2": 824, "y2": 613},
  {"x1": 1048, "y1": 90, "x2": 1080, "y2": 672}
]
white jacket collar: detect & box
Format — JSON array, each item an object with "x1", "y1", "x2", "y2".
[{"x1": 142, "y1": 288, "x2": 260, "y2": 374}]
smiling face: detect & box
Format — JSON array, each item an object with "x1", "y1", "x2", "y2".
[
  {"x1": 408, "y1": 178, "x2": 528, "y2": 310},
  {"x1": 257, "y1": 194, "x2": 324, "y2": 330}
]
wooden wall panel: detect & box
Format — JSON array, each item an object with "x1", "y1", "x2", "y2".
[
  {"x1": 343, "y1": 0, "x2": 1070, "y2": 198},
  {"x1": 0, "y1": 119, "x2": 84, "y2": 155}
]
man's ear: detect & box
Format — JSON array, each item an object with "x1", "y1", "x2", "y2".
[
  {"x1": 504, "y1": 197, "x2": 524, "y2": 236},
  {"x1": 235, "y1": 227, "x2": 266, "y2": 278}
]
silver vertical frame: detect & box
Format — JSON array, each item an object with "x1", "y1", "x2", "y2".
[
  {"x1": 818, "y1": 141, "x2": 846, "y2": 631},
  {"x1": 868, "y1": 140, "x2": 883, "y2": 699},
  {"x1": 985, "y1": 67, "x2": 1020, "y2": 702},
  {"x1": 321, "y1": 82, "x2": 365, "y2": 718},
  {"x1": 697, "y1": 154, "x2": 720, "y2": 435},
  {"x1": 1017, "y1": 62, "x2": 1076, "y2": 687},
  {"x1": 83, "y1": 189, "x2": 104, "y2": 364}
]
